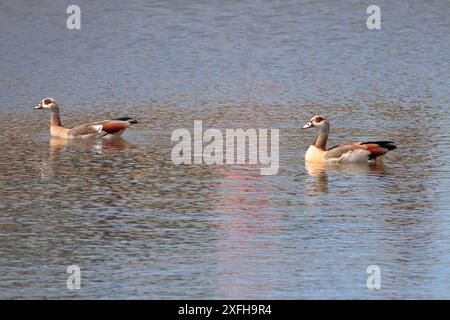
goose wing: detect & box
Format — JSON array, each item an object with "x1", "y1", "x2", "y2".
[
  {"x1": 68, "y1": 118, "x2": 137, "y2": 138},
  {"x1": 324, "y1": 143, "x2": 368, "y2": 161},
  {"x1": 67, "y1": 122, "x2": 106, "y2": 138},
  {"x1": 325, "y1": 141, "x2": 396, "y2": 161}
]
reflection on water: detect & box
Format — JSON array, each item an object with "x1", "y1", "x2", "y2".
[
  {"x1": 50, "y1": 136, "x2": 130, "y2": 153},
  {"x1": 211, "y1": 167, "x2": 281, "y2": 298},
  {"x1": 0, "y1": 0, "x2": 449, "y2": 299},
  {"x1": 305, "y1": 161, "x2": 388, "y2": 194},
  {"x1": 305, "y1": 161, "x2": 330, "y2": 194},
  {"x1": 41, "y1": 137, "x2": 130, "y2": 180}
]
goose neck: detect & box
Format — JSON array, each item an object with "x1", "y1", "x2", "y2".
[{"x1": 313, "y1": 122, "x2": 330, "y2": 150}]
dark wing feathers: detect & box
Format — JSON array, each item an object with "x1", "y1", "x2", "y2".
[
  {"x1": 102, "y1": 121, "x2": 130, "y2": 134},
  {"x1": 112, "y1": 117, "x2": 138, "y2": 124},
  {"x1": 68, "y1": 117, "x2": 138, "y2": 137},
  {"x1": 325, "y1": 141, "x2": 397, "y2": 160},
  {"x1": 361, "y1": 141, "x2": 397, "y2": 151}
]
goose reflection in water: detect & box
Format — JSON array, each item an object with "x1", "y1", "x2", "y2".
[
  {"x1": 49, "y1": 136, "x2": 129, "y2": 154},
  {"x1": 305, "y1": 161, "x2": 388, "y2": 194},
  {"x1": 40, "y1": 137, "x2": 130, "y2": 180}
]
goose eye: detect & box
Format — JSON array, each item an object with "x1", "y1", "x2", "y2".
[
  {"x1": 315, "y1": 117, "x2": 324, "y2": 123},
  {"x1": 44, "y1": 99, "x2": 52, "y2": 105}
]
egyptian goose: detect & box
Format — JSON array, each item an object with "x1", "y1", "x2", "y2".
[
  {"x1": 302, "y1": 115, "x2": 396, "y2": 163},
  {"x1": 33, "y1": 98, "x2": 137, "y2": 139}
]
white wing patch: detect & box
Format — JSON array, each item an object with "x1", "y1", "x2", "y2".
[
  {"x1": 92, "y1": 125, "x2": 103, "y2": 133},
  {"x1": 337, "y1": 149, "x2": 370, "y2": 163}
]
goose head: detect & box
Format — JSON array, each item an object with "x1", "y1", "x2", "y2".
[
  {"x1": 302, "y1": 115, "x2": 329, "y2": 130},
  {"x1": 34, "y1": 97, "x2": 58, "y2": 110}
]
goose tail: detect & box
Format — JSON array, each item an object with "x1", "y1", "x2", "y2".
[
  {"x1": 113, "y1": 117, "x2": 138, "y2": 125},
  {"x1": 361, "y1": 141, "x2": 396, "y2": 151}
]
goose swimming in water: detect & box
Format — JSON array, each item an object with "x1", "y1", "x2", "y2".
[
  {"x1": 302, "y1": 115, "x2": 396, "y2": 163},
  {"x1": 33, "y1": 97, "x2": 138, "y2": 139}
]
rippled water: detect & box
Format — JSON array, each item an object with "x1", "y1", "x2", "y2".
[{"x1": 0, "y1": 0, "x2": 449, "y2": 299}]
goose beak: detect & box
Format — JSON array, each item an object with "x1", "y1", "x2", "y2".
[
  {"x1": 33, "y1": 103, "x2": 43, "y2": 110},
  {"x1": 302, "y1": 121, "x2": 314, "y2": 129}
]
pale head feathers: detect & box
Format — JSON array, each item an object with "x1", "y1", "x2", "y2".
[
  {"x1": 303, "y1": 114, "x2": 329, "y2": 129},
  {"x1": 34, "y1": 97, "x2": 57, "y2": 110}
]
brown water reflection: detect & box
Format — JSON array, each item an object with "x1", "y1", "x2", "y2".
[{"x1": 211, "y1": 167, "x2": 281, "y2": 298}]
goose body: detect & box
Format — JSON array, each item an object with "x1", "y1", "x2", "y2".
[
  {"x1": 34, "y1": 98, "x2": 137, "y2": 139},
  {"x1": 303, "y1": 115, "x2": 396, "y2": 163}
]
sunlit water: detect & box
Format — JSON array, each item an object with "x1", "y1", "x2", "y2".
[{"x1": 0, "y1": 0, "x2": 449, "y2": 299}]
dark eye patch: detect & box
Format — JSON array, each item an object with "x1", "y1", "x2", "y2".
[
  {"x1": 314, "y1": 116, "x2": 324, "y2": 122},
  {"x1": 44, "y1": 98, "x2": 52, "y2": 105}
]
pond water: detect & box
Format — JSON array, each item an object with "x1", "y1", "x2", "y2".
[{"x1": 0, "y1": 0, "x2": 449, "y2": 299}]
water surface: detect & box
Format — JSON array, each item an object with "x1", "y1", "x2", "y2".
[{"x1": 0, "y1": 0, "x2": 449, "y2": 299}]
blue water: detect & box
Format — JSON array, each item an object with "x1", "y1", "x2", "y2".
[{"x1": 0, "y1": 0, "x2": 449, "y2": 299}]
